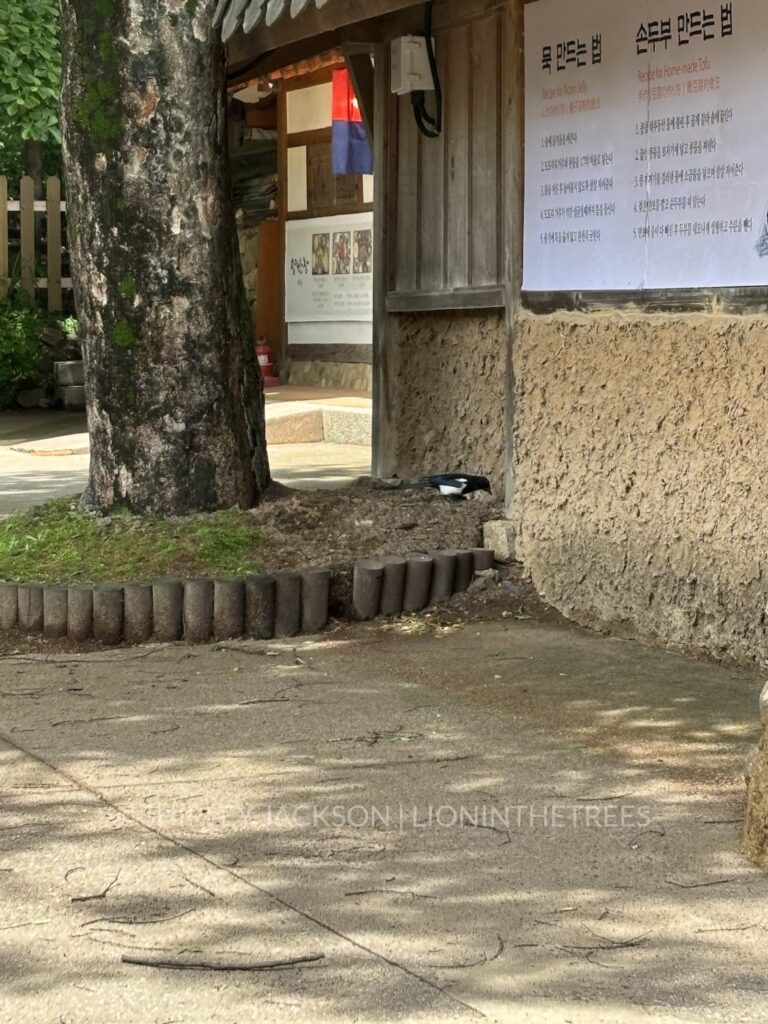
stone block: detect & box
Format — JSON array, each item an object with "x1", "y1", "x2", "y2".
[
  {"x1": 93, "y1": 585, "x2": 124, "y2": 645},
  {"x1": 43, "y1": 587, "x2": 68, "y2": 638},
  {"x1": 321, "y1": 408, "x2": 372, "y2": 447},
  {"x1": 18, "y1": 585, "x2": 43, "y2": 633},
  {"x1": 183, "y1": 579, "x2": 214, "y2": 643},
  {"x1": 16, "y1": 387, "x2": 45, "y2": 409},
  {"x1": 483, "y1": 520, "x2": 517, "y2": 563},
  {"x1": 67, "y1": 587, "x2": 93, "y2": 640},
  {"x1": 213, "y1": 578, "x2": 245, "y2": 640},
  {"x1": 266, "y1": 409, "x2": 324, "y2": 445},
  {"x1": 0, "y1": 584, "x2": 18, "y2": 630},
  {"x1": 54, "y1": 360, "x2": 85, "y2": 386},
  {"x1": 57, "y1": 385, "x2": 86, "y2": 411},
  {"x1": 124, "y1": 583, "x2": 153, "y2": 644}
]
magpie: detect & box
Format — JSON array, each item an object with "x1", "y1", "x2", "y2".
[{"x1": 424, "y1": 473, "x2": 492, "y2": 499}]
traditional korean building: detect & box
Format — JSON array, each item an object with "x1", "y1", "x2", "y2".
[{"x1": 218, "y1": 0, "x2": 768, "y2": 668}]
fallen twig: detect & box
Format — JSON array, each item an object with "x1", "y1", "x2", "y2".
[
  {"x1": 5, "y1": 648, "x2": 171, "y2": 665},
  {"x1": 695, "y1": 922, "x2": 761, "y2": 934},
  {"x1": 429, "y1": 934, "x2": 506, "y2": 969},
  {"x1": 51, "y1": 715, "x2": 131, "y2": 728},
  {"x1": 341, "y1": 754, "x2": 472, "y2": 771},
  {"x1": 344, "y1": 888, "x2": 437, "y2": 900},
  {"x1": 461, "y1": 820, "x2": 512, "y2": 845},
  {"x1": 238, "y1": 698, "x2": 290, "y2": 706},
  {"x1": 83, "y1": 909, "x2": 194, "y2": 927},
  {"x1": 665, "y1": 878, "x2": 736, "y2": 889},
  {"x1": 121, "y1": 953, "x2": 325, "y2": 972},
  {"x1": 71, "y1": 870, "x2": 121, "y2": 903},
  {"x1": 181, "y1": 874, "x2": 216, "y2": 898}
]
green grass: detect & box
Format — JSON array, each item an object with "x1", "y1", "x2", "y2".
[{"x1": 0, "y1": 498, "x2": 265, "y2": 585}]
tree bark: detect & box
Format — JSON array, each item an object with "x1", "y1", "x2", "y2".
[{"x1": 59, "y1": 0, "x2": 269, "y2": 516}]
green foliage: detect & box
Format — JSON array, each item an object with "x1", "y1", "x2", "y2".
[
  {"x1": 113, "y1": 319, "x2": 136, "y2": 348},
  {"x1": 0, "y1": 304, "x2": 41, "y2": 409},
  {"x1": 74, "y1": 75, "x2": 120, "y2": 154},
  {"x1": 59, "y1": 314, "x2": 78, "y2": 338},
  {"x1": 0, "y1": 499, "x2": 265, "y2": 584},
  {"x1": 117, "y1": 274, "x2": 137, "y2": 300},
  {"x1": 0, "y1": 1, "x2": 61, "y2": 144}
]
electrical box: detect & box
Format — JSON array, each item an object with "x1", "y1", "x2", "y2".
[{"x1": 391, "y1": 36, "x2": 435, "y2": 95}]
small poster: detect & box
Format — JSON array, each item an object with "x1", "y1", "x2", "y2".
[{"x1": 286, "y1": 213, "x2": 374, "y2": 321}]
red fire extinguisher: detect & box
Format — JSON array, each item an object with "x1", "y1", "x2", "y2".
[{"x1": 256, "y1": 340, "x2": 280, "y2": 389}]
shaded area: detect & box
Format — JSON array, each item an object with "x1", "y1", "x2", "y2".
[{"x1": 0, "y1": 617, "x2": 766, "y2": 1022}]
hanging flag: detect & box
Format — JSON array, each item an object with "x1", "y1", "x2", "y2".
[{"x1": 332, "y1": 68, "x2": 373, "y2": 176}]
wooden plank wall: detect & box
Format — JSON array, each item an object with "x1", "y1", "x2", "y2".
[{"x1": 391, "y1": 3, "x2": 506, "y2": 302}]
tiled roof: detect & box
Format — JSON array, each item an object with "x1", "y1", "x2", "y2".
[{"x1": 213, "y1": 0, "x2": 335, "y2": 42}]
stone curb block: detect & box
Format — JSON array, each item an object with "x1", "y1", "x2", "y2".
[
  {"x1": 124, "y1": 583, "x2": 153, "y2": 644},
  {"x1": 94, "y1": 585, "x2": 124, "y2": 645},
  {"x1": 43, "y1": 586, "x2": 68, "y2": 639},
  {"x1": 183, "y1": 579, "x2": 214, "y2": 644},
  {"x1": 0, "y1": 583, "x2": 18, "y2": 631},
  {"x1": 214, "y1": 578, "x2": 245, "y2": 641},
  {"x1": 274, "y1": 572, "x2": 302, "y2": 638},
  {"x1": 67, "y1": 587, "x2": 93, "y2": 641},
  {"x1": 18, "y1": 585, "x2": 44, "y2": 634},
  {"x1": 0, "y1": 548, "x2": 495, "y2": 646}
]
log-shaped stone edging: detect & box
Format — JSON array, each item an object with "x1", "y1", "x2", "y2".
[
  {"x1": 0, "y1": 548, "x2": 495, "y2": 645},
  {"x1": 352, "y1": 548, "x2": 495, "y2": 621}
]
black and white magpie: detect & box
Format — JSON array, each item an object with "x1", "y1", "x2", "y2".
[{"x1": 424, "y1": 474, "x2": 492, "y2": 498}]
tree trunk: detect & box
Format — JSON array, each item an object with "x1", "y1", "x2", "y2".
[{"x1": 59, "y1": 0, "x2": 269, "y2": 516}]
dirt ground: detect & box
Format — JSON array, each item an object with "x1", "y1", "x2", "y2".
[
  {"x1": 257, "y1": 480, "x2": 499, "y2": 575},
  {"x1": 1, "y1": 600, "x2": 766, "y2": 1023}
]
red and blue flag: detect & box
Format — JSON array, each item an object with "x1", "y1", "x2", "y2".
[{"x1": 332, "y1": 68, "x2": 373, "y2": 176}]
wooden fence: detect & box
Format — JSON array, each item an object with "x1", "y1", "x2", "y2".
[{"x1": 0, "y1": 175, "x2": 71, "y2": 312}]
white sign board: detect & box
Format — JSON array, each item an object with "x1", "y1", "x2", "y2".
[
  {"x1": 524, "y1": 0, "x2": 768, "y2": 290},
  {"x1": 285, "y1": 213, "x2": 373, "y2": 322}
]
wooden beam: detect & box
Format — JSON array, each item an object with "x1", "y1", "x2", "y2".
[
  {"x1": 343, "y1": 50, "x2": 375, "y2": 145},
  {"x1": 385, "y1": 286, "x2": 505, "y2": 312},
  {"x1": 227, "y1": 1, "x2": 422, "y2": 65}
]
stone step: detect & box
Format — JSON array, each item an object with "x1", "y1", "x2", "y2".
[
  {"x1": 55, "y1": 385, "x2": 86, "y2": 411},
  {"x1": 265, "y1": 402, "x2": 372, "y2": 446},
  {"x1": 54, "y1": 360, "x2": 84, "y2": 386}
]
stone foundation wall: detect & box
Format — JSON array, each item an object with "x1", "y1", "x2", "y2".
[
  {"x1": 391, "y1": 310, "x2": 507, "y2": 492},
  {"x1": 286, "y1": 358, "x2": 372, "y2": 393},
  {"x1": 514, "y1": 310, "x2": 768, "y2": 665}
]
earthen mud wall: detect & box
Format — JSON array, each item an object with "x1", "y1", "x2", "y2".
[
  {"x1": 514, "y1": 310, "x2": 768, "y2": 665},
  {"x1": 392, "y1": 310, "x2": 507, "y2": 492}
]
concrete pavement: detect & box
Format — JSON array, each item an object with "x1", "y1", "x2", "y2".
[
  {"x1": 0, "y1": 401, "x2": 371, "y2": 513},
  {"x1": 1, "y1": 618, "x2": 766, "y2": 1022}
]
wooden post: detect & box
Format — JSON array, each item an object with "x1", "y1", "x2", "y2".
[
  {"x1": 0, "y1": 177, "x2": 7, "y2": 301},
  {"x1": 501, "y1": 0, "x2": 525, "y2": 517},
  {"x1": 19, "y1": 176, "x2": 36, "y2": 304},
  {"x1": 47, "y1": 176, "x2": 63, "y2": 312},
  {"x1": 372, "y1": 41, "x2": 398, "y2": 478}
]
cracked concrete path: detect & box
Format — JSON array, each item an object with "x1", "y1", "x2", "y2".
[{"x1": 0, "y1": 620, "x2": 766, "y2": 1023}]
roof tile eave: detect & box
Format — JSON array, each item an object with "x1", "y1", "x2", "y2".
[{"x1": 217, "y1": 0, "x2": 332, "y2": 42}]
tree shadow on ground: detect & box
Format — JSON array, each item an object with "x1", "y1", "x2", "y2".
[{"x1": 0, "y1": 620, "x2": 766, "y2": 1021}]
